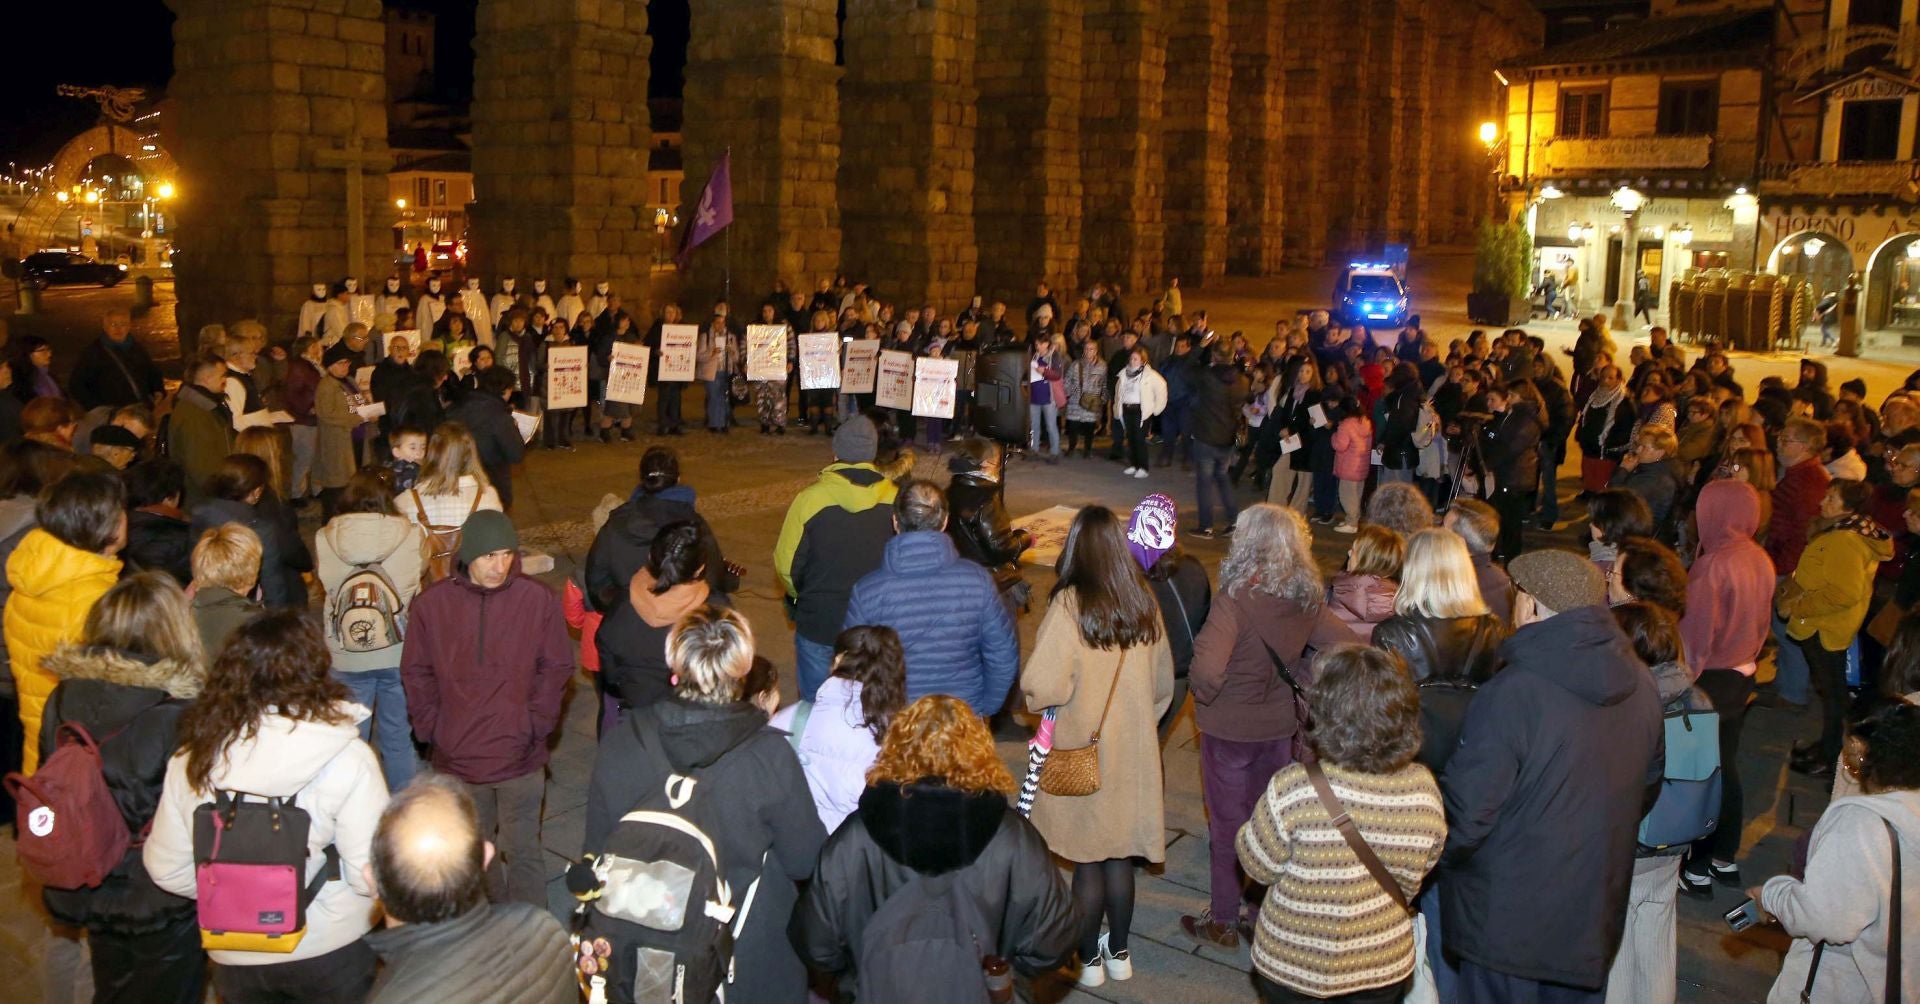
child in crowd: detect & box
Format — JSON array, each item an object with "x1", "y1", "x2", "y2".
[
  {"x1": 386, "y1": 425, "x2": 426, "y2": 492},
  {"x1": 1330, "y1": 395, "x2": 1373, "y2": 533},
  {"x1": 1327, "y1": 523, "x2": 1403, "y2": 643}
]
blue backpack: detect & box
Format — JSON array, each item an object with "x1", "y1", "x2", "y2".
[{"x1": 1637, "y1": 704, "x2": 1722, "y2": 853}]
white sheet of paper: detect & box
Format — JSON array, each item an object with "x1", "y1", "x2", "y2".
[
  {"x1": 911, "y1": 357, "x2": 959, "y2": 419},
  {"x1": 657, "y1": 325, "x2": 697, "y2": 382},
  {"x1": 1371, "y1": 448, "x2": 1384, "y2": 466},
  {"x1": 841, "y1": 340, "x2": 881, "y2": 395},
  {"x1": 798, "y1": 333, "x2": 841, "y2": 390},
  {"x1": 1280, "y1": 435, "x2": 1302, "y2": 455},
  {"x1": 236, "y1": 410, "x2": 296, "y2": 429},
  {"x1": 1308, "y1": 404, "x2": 1328, "y2": 428},
  {"x1": 513, "y1": 411, "x2": 540, "y2": 443},
  {"x1": 354, "y1": 366, "x2": 374, "y2": 392},
  {"x1": 605, "y1": 343, "x2": 651, "y2": 405},
  {"x1": 745, "y1": 324, "x2": 788, "y2": 383},
  {"x1": 354, "y1": 402, "x2": 386, "y2": 420}
]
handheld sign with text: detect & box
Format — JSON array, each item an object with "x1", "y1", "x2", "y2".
[
  {"x1": 746, "y1": 324, "x2": 788, "y2": 383},
  {"x1": 798, "y1": 333, "x2": 842, "y2": 390},
  {"x1": 605, "y1": 343, "x2": 652, "y2": 406},
  {"x1": 842, "y1": 340, "x2": 881, "y2": 395},
  {"x1": 912, "y1": 358, "x2": 959, "y2": 419},
  {"x1": 658, "y1": 325, "x2": 697, "y2": 382},
  {"x1": 875, "y1": 350, "x2": 915, "y2": 410},
  {"x1": 545, "y1": 345, "x2": 590, "y2": 410}
]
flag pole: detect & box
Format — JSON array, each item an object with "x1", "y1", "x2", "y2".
[{"x1": 723, "y1": 146, "x2": 732, "y2": 307}]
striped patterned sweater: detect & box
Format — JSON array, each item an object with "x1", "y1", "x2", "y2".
[{"x1": 1235, "y1": 760, "x2": 1447, "y2": 997}]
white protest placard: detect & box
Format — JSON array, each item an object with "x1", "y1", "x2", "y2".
[
  {"x1": 513, "y1": 411, "x2": 541, "y2": 443},
  {"x1": 349, "y1": 294, "x2": 376, "y2": 327},
  {"x1": 545, "y1": 345, "x2": 589, "y2": 410},
  {"x1": 875, "y1": 350, "x2": 916, "y2": 410},
  {"x1": 798, "y1": 333, "x2": 841, "y2": 390},
  {"x1": 745, "y1": 324, "x2": 788, "y2": 383},
  {"x1": 912, "y1": 358, "x2": 958, "y2": 419},
  {"x1": 382, "y1": 330, "x2": 418, "y2": 359},
  {"x1": 841, "y1": 340, "x2": 880, "y2": 394},
  {"x1": 1308, "y1": 403, "x2": 1328, "y2": 428},
  {"x1": 605, "y1": 343, "x2": 651, "y2": 406},
  {"x1": 658, "y1": 325, "x2": 697, "y2": 382},
  {"x1": 1280, "y1": 435, "x2": 1303, "y2": 455},
  {"x1": 1012, "y1": 505, "x2": 1079, "y2": 566}
]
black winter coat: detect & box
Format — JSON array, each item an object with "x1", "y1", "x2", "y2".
[
  {"x1": 1576, "y1": 392, "x2": 1633, "y2": 460},
  {"x1": 69, "y1": 336, "x2": 164, "y2": 411},
  {"x1": 1378, "y1": 384, "x2": 1423, "y2": 470},
  {"x1": 947, "y1": 472, "x2": 1026, "y2": 570},
  {"x1": 123, "y1": 507, "x2": 193, "y2": 586},
  {"x1": 1149, "y1": 555, "x2": 1212, "y2": 679},
  {"x1": 1533, "y1": 376, "x2": 1577, "y2": 447},
  {"x1": 1439, "y1": 606, "x2": 1664, "y2": 990},
  {"x1": 585, "y1": 699, "x2": 827, "y2": 1004},
  {"x1": 790, "y1": 781, "x2": 1080, "y2": 1000},
  {"x1": 1372, "y1": 613, "x2": 1507, "y2": 773},
  {"x1": 445, "y1": 393, "x2": 526, "y2": 504},
  {"x1": 1187, "y1": 364, "x2": 1248, "y2": 449},
  {"x1": 38, "y1": 646, "x2": 199, "y2": 935},
  {"x1": 1480, "y1": 402, "x2": 1544, "y2": 489},
  {"x1": 189, "y1": 494, "x2": 310, "y2": 608},
  {"x1": 581, "y1": 488, "x2": 736, "y2": 614}
]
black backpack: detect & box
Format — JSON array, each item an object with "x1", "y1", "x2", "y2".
[
  {"x1": 854, "y1": 871, "x2": 998, "y2": 1004},
  {"x1": 581, "y1": 714, "x2": 762, "y2": 1002}
]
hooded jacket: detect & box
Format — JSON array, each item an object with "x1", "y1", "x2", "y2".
[
  {"x1": 596, "y1": 568, "x2": 712, "y2": 712},
  {"x1": 399, "y1": 565, "x2": 572, "y2": 784},
  {"x1": 144, "y1": 703, "x2": 388, "y2": 966},
  {"x1": 38, "y1": 646, "x2": 201, "y2": 934},
  {"x1": 775, "y1": 464, "x2": 898, "y2": 644},
  {"x1": 1783, "y1": 514, "x2": 1894, "y2": 650},
  {"x1": 1682, "y1": 481, "x2": 1775, "y2": 673},
  {"x1": 5, "y1": 527, "x2": 122, "y2": 773},
  {"x1": 843, "y1": 531, "x2": 1019, "y2": 716},
  {"x1": 0, "y1": 494, "x2": 43, "y2": 682},
  {"x1": 769, "y1": 675, "x2": 881, "y2": 833},
  {"x1": 584, "y1": 698, "x2": 827, "y2": 1004},
  {"x1": 1792, "y1": 359, "x2": 1836, "y2": 420},
  {"x1": 444, "y1": 392, "x2": 525, "y2": 505},
  {"x1": 790, "y1": 781, "x2": 1080, "y2": 999},
  {"x1": 1440, "y1": 605, "x2": 1664, "y2": 990},
  {"x1": 365, "y1": 901, "x2": 576, "y2": 1004},
  {"x1": 1188, "y1": 363, "x2": 1250, "y2": 448},
  {"x1": 581, "y1": 484, "x2": 734, "y2": 614},
  {"x1": 314, "y1": 513, "x2": 428, "y2": 671},
  {"x1": 1762, "y1": 790, "x2": 1920, "y2": 1004}
]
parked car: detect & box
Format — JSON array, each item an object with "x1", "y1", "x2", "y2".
[
  {"x1": 20, "y1": 251, "x2": 127, "y2": 289},
  {"x1": 1333, "y1": 262, "x2": 1411, "y2": 326}
]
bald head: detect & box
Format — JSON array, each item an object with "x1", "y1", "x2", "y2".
[{"x1": 371, "y1": 774, "x2": 486, "y2": 925}]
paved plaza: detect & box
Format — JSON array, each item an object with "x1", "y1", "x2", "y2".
[{"x1": 0, "y1": 252, "x2": 1894, "y2": 1002}]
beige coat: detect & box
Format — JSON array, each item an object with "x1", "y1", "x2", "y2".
[
  {"x1": 1022, "y1": 591, "x2": 1175, "y2": 864},
  {"x1": 314, "y1": 374, "x2": 368, "y2": 489}
]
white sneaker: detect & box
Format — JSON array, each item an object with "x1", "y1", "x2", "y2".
[
  {"x1": 1132, "y1": 468, "x2": 1150, "y2": 479},
  {"x1": 1335, "y1": 522, "x2": 1358, "y2": 534},
  {"x1": 1100, "y1": 933, "x2": 1132, "y2": 981},
  {"x1": 1122, "y1": 467, "x2": 1138, "y2": 476},
  {"x1": 1075, "y1": 953, "x2": 1107, "y2": 988}
]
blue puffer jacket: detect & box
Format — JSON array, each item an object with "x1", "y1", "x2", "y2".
[{"x1": 843, "y1": 531, "x2": 1019, "y2": 716}]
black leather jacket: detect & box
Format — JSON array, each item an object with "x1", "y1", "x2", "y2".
[
  {"x1": 946, "y1": 471, "x2": 1028, "y2": 570},
  {"x1": 1373, "y1": 612, "x2": 1508, "y2": 772}
]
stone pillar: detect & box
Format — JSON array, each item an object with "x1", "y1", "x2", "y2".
[
  {"x1": 1162, "y1": 0, "x2": 1230, "y2": 286},
  {"x1": 682, "y1": 0, "x2": 841, "y2": 309},
  {"x1": 165, "y1": 0, "x2": 391, "y2": 340},
  {"x1": 1321, "y1": 4, "x2": 1383, "y2": 261},
  {"x1": 975, "y1": 0, "x2": 1083, "y2": 306},
  {"x1": 1227, "y1": 0, "x2": 1285, "y2": 276},
  {"x1": 1383, "y1": 0, "x2": 1434, "y2": 246},
  {"x1": 840, "y1": 0, "x2": 978, "y2": 310},
  {"x1": 468, "y1": 1, "x2": 650, "y2": 311},
  {"x1": 1079, "y1": 0, "x2": 1166, "y2": 297},
  {"x1": 1279, "y1": 0, "x2": 1331, "y2": 267}
]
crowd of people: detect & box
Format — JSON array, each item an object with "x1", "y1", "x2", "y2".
[{"x1": 0, "y1": 272, "x2": 1916, "y2": 1004}]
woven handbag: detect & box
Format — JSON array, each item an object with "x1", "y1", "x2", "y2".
[{"x1": 1038, "y1": 650, "x2": 1126, "y2": 797}]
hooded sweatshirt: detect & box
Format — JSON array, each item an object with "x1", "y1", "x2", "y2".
[
  {"x1": 1784, "y1": 514, "x2": 1894, "y2": 650},
  {"x1": 1440, "y1": 605, "x2": 1664, "y2": 990},
  {"x1": 1682, "y1": 481, "x2": 1775, "y2": 675},
  {"x1": 1762, "y1": 790, "x2": 1920, "y2": 1004},
  {"x1": 584, "y1": 698, "x2": 827, "y2": 1004},
  {"x1": 770, "y1": 675, "x2": 881, "y2": 833},
  {"x1": 774, "y1": 464, "x2": 898, "y2": 644},
  {"x1": 315, "y1": 513, "x2": 428, "y2": 671},
  {"x1": 144, "y1": 703, "x2": 388, "y2": 966},
  {"x1": 595, "y1": 568, "x2": 711, "y2": 712}
]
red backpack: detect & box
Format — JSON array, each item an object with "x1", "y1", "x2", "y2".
[{"x1": 4, "y1": 723, "x2": 133, "y2": 889}]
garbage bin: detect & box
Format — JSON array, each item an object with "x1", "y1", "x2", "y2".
[
  {"x1": 16, "y1": 285, "x2": 38, "y2": 316},
  {"x1": 133, "y1": 275, "x2": 154, "y2": 313}
]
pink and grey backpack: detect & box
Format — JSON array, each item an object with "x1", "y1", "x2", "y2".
[{"x1": 192, "y1": 790, "x2": 339, "y2": 953}]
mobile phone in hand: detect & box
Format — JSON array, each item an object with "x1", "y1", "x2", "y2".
[{"x1": 1724, "y1": 898, "x2": 1763, "y2": 932}]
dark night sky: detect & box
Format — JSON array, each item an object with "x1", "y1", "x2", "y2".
[{"x1": 0, "y1": 1, "x2": 691, "y2": 168}]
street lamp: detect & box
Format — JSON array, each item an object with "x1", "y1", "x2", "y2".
[
  {"x1": 1609, "y1": 186, "x2": 1644, "y2": 214},
  {"x1": 1540, "y1": 183, "x2": 1564, "y2": 200},
  {"x1": 1609, "y1": 187, "x2": 1645, "y2": 328},
  {"x1": 54, "y1": 190, "x2": 68, "y2": 204},
  {"x1": 156, "y1": 182, "x2": 174, "y2": 200},
  {"x1": 1479, "y1": 121, "x2": 1499, "y2": 148},
  {"x1": 395, "y1": 198, "x2": 406, "y2": 210},
  {"x1": 1672, "y1": 226, "x2": 1694, "y2": 248},
  {"x1": 83, "y1": 189, "x2": 99, "y2": 204}
]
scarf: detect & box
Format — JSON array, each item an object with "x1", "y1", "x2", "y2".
[
  {"x1": 1584, "y1": 382, "x2": 1626, "y2": 448},
  {"x1": 1825, "y1": 512, "x2": 1893, "y2": 544}
]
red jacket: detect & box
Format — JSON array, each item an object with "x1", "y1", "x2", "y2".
[
  {"x1": 401, "y1": 568, "x2": 573, "y2": 784},
  {"x1": 1767, "y1": 458, "x2": 1830, "y2": 576}
]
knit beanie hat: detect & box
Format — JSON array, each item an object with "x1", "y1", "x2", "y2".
[
  {"x1": 832, "y1": 415, "x2": 879, "y2": 464},
  {"x1": 322, "y1": 343, "x2": 360, "y2": 371},
  {"x1": 1508, "y1": 549, "x2": 1606, "y2": 614},
  {"x1": 1126, "y1": 494, "x2": 1179, "y2": 572},
  {"x1": 458, "y1": 509, "x2": 520, "y2": 565}
]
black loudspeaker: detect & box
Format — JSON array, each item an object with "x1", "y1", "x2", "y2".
[{"x1": 972, "y1": 347, "x2": 1029, "y2": 447}]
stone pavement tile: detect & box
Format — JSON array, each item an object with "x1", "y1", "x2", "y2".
[{"x1": 1039, "y1": 888, "x2": 1259, "y2": 1003}]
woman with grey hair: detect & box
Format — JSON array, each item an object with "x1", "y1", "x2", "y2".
[
  {"x1": 1179, "y1": 503, "x2": 1360, "y2": 951},
  {"x1": 1364, "y1": 480, "x2": 1437, "y2": 538},
  {"x1": 581, "y1": 605, "x2": 826, "y2": 1003}
]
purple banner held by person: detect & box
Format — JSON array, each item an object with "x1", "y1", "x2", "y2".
[{"x1": 676, "y1": 150, "x2": 734, "y2": 265}]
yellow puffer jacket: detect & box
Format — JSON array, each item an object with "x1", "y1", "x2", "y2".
[
  {"x1": 6, "y1": 528, "x2": 121, "y2": 772},
  {"x1": 1782, "y1": 519, "x2": 1894, "y2": 652}
]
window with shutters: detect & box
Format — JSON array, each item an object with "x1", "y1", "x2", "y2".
[{"x1": 1558, "y1": 88, "x2": 1608, "y2": 138}]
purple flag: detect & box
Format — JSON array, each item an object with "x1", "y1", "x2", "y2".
[{"x1": 677, "y1": 151, "x2": 733, "y2": 265}]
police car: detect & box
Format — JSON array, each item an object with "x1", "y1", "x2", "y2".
[{"x1": 1333, "y1": 262, "x2": 1410, "y2": 327}]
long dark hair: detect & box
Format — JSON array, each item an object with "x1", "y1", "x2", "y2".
[
  {"x1": 832, "y1": 625, "x2": 908, "y2": 741},
  {"x1": 1879, "y1": 611, "x2": 1920, "y2": 699},
  {"x1": 177, "y1": 611, "x2": 349, "y2": 792},
  {"x1": 1051, "y1": 505, "x2": 1161, "y2": 650}
]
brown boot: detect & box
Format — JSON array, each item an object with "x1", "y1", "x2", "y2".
[{"x1": 1179, "y1": 911, "x2": 1240, "y2": 950}]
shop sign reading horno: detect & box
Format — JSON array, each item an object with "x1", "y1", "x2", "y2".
[
  {"x1": 1543, "y1": 136, "x2": 1712, "y2": 172},
  {"x1": 1766, "y1": 205, "x2": 1920, "y2": 259}
]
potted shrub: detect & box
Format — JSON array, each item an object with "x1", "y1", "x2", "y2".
[{"x1": 1467, "y1": 219, "x2": 1533, "y2": 326}]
